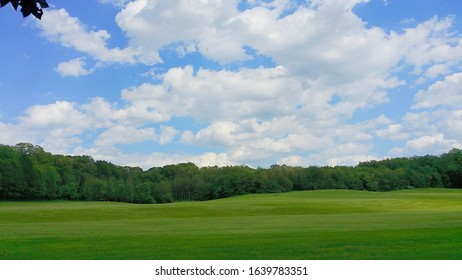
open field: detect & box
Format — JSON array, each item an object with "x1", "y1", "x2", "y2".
[{"x1": 1, "y1": 189, "x2": 462, "y2": 259}]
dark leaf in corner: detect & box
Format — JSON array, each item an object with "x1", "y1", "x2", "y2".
[{"x1": 0, "y1": 0, "x2": 48, "y2": 19}]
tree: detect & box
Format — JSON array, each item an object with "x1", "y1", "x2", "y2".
[
  {"x1": 1, "y1": 0, "x2": 49, "y2": 19},
  {"x1": 133, "y1": 182, "x2": 154, "y2": 204},
  {"x1": 0, "y1": 145, "x2": 23, "y2": 199},
  {"x1": 151, "y1": 180, "x2": 173, "y2": 203},
  {"x1": 2, "y1": 142, "x2": 462, "y2": 203},
  {"x1": 440, "y1": 149, "x2": 462, "y2": 188}
]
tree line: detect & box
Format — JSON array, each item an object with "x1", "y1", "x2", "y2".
[{"x1": 1, "y1": 143, "x2": 461, "y2": 204}]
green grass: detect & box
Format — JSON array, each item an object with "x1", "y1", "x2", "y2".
[{"x1": 1, "y1": 188, "x2": 462, "y2": 259}]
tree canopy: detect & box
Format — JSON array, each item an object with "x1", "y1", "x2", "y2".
[
  {"x1": 1, "y1": 143, "x2": 462, "y2": 204},
  {"x1": 1, "y1": 0, "x2": 49, "y2": 19}
]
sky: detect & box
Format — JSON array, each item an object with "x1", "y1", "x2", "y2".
[{"x1": 0, "y1": 0, "x2": 462, "y2": 169}]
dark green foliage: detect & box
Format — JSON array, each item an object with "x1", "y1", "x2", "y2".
[
  {"x1": 1, "y1": 143, "x2": 462, "y2": 204},
  {"x1": 133, "y1": 182, "x2": 155, "y2": 204},
  {"x1": 1, "y1": 0, "x2": 49, "y2": 19}
]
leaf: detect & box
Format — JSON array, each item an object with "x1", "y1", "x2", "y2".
[
  {"x1": 20, "y1": 5, "x2": 32, "y2": 17},
  {"x1": 10, "y1": 0, "x2": 19, "y2": 10},
  {"x1": 1, "y1": 0, "x2": 48, "y2": 19},
  {"x1": 31, "y1": 8, "x2": 43, "y2": 19},
  {"x1": 36, "y1": 0, "x2": 48, "y2": 9},
  {"x1": 19, "y1": 0, "x2": 46, "y2": 19},
  {"x1": 1, "y1": 0, "x2": 11, "y2": 8}
]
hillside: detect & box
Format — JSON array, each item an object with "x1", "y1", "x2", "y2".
[{"x1": 1, "y1": 189, "x2": 462, "y2": 259}]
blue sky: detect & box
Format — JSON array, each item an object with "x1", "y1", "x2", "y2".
[{"x1": 1, "y1": 0, "x2": 462, "y2": 168}]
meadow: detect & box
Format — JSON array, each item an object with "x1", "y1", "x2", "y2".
[{"x1": 1, "y1": 188, "x2": 462, "y2": 259}]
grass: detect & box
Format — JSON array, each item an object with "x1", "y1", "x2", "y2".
[{"x1": 1, "y1": 188, "x2": 462, "y2": 259}]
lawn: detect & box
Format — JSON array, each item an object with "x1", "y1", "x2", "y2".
[{"x1": 1, "y1": 188, "x2": 462, "y2": 259}]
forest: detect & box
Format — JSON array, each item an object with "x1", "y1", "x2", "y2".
[{"x1": 1, "y1": 142, "x2": 461, "y2": 204}]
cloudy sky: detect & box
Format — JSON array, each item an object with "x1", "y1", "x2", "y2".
[{"x1": 1, "y1": 0, "x2": 461, "y2": 169}]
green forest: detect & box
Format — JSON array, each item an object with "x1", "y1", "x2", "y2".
[{"x1": 1, "y1": 142, "x2": 461, "y2": 204}]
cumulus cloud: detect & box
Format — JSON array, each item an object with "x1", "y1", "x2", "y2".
[
  {"x1": 73, "y1": 146, "x2": 237, "y2": 169},
  {"x1": 402, "y1": 16, "x2": 462, "y2": 71},
  {"x1": 0, "y1": 122, "x2": 32, "y2": 145},
  {"x1": 278, "y1": 142, "x2": 378, "y2": 167},
  {"x1": 94, "y1": 125, "x2": 157, "y2": 146},
  {"x1": 9, "y1": 1, "x2": 462, "y2": 167},
  {"x1": 56, "y1": 57, "x2": 93, "y2": 77},
  {"x1": 158, "y1": 126, "x2": 179, "y2": 145},
  {"x1": 21, "y1": 101, "x2": 90, "y2": 129},
  {"x1": 413, "y1": 72, "x2": 462, "y2": 109},
  {"x1": 98, "y1": 0, "x2": 131, "y2": 7},
  {"x1": 383, "y1": 70, "x2": 462, "y2": 157},
  {"x1": 113, "y1": 0, "x2": 403, "y2": 80},
  {"x1": 386, "y1": 108, "x2": 462, "y2": 158},
  {"x1": 36, "y1": 8, "x2": 140, "y2": 64},
  {"x1": 235, "y1": 0, "x2": 398, "y2": 80},
  {"x1": 377, "y1": 124, "x2": 409, "y2": 141},
  {"x1": 2, "y1": 101, "x2": 94, "y2": 153},
  {"x1": 119, "y1": 65, "x2": 302, "y2": 123},
  {"x1": 115, "y1": 0, "x2": 245, "y2": 64},
  {"x1": 390, "y1": 134, "x2": 462, "y2": 157}
]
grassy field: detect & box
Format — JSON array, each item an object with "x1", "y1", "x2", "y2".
[{"x1": 1, "y1": 188, "x2": 462, "y2": 259}]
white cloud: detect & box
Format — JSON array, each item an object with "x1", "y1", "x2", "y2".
[
  {"x1": 441, "y1": 110, "x2": 462, "y2": 139},
  {"x1": 390, "y1": 134, "x2": 462, "y2": 157},
  {"x1": 74, "y1": 146, "x2": 237, "y2": 169},
  {"x1": 377, "y1": 124, "x2": 409, "y2": 141},
  {"x1": 21, "y1": 101, "x2": 90, "y2": 129},
  {"x1": 0, "y1": 122, "x2": 32, "y2": 145},
  {"x1": 177, "y1": 114, "x2": 389, "y2": 166},
  {"x1": 278, "y1": 142, "x2": 378, "y2": 167},
  {"x1": 8, "y1": 1, "x2": 462, "y2": 167},
  {"x1": 413, "y1": 72, "x2": 462, "y2": 109},
  {"x1": 115, "y1": 0, "x2": 246, "y2": 64},
  {"x1": 158, "y1": 126, "x2": 179, "y2": 145},
  {"x1": 425, "y1": 63, "x2": 450, "y2": 79},
  {"x1": 400, "y1": 16, "x2": 462, "y2": 76},
  {"x1": 81, "y1": 97, "x2": 116, "y2": 127},
  {"x1": 386, "y1": 108, "x2": 462, "y2": 158},
  {"x1": 277, "y1": 155, "x2": 305, "y2": 167},
  {"x1": 120, "y1": 65, "x2": 301, "y2": 123},
  {"x1": 193, "y1": 121, "x2": 239, "y2": 147},
  {"x1": 8, "y1": 101, "x2": 94, "y2": 153},
  {"x1": 407, "y1": 134, "x2": 450, "y2": 151},
  {"x1": 37, "y1": 8, "x2": 140, "y2": 64},
  {"x1": 56, "y1": 57, "x2": 93, "y2": 77},
  {"x1": 98, "y1": 0, "x2": 131, "y2": 7},
  {"x1": 94, "y1": 125, "x2": 157, "y2": 146},
  {"x1": 113, "y1": 0, "x2": 403, "y2": 80},
  {"x1": 118, "y1": 83, "x2": 171, "y2": 124},
  {"x1": 415, "y1": 110, "x2": 462, "y2": 139}
]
